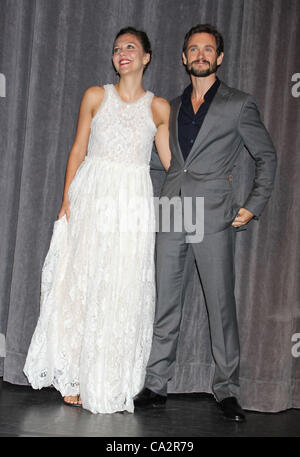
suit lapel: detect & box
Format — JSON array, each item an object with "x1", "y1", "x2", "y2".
[{"x1": 174, "y1": 81, "x2": 231, "y2": 167}]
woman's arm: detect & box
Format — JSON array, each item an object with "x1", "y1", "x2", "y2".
[
  {"x1": 62, "y1": 86, "x2": 104, "y2": 202},
  {"x1": 58, "y1": 86, "x2": 104, "y2": 220},
  {"x1": 151, "y1": 97, "x2": 171, "y2": 171}
]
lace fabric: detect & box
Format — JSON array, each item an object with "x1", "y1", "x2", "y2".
[{"x1": 23, "y1": 84, "x2": 157, "y2": 414}]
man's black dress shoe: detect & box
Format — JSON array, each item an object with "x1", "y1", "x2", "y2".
[
  {"x1": 134, "y1": 387, "x2": 167, "y2": 408},
  {"x1": 218, "y1": 397, "x2": 246, "y2": 422}
]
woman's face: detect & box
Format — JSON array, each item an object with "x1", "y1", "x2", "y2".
[{"x1": 112, "y1": 33, "x2": 150, "y2": 76}]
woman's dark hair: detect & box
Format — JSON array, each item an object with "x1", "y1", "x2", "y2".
[
  {"x1": 113, "y1": 27, "x2": 152, "y2": 72},
  {"x1": 182, "y1": 24, "x2": 224, "y2": 57}
]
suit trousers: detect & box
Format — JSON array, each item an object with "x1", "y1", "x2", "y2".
[{"x1": 145, "y1": 199, "x2": 240, "y2": 401}]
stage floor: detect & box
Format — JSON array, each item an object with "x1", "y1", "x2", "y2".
[{"x1": 0, "y1": 378, "x2": 299, "y2": 437}]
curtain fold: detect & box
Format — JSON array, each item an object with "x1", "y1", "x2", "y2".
[{"x1": 0, "y1": 0, "x2": 299, "y2": 412}]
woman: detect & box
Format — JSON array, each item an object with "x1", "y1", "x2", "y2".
[{"x1": 23, "y1": 27, "x2": 171, "y2": 414}]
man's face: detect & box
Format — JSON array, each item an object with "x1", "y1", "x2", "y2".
[{"x1": 182, "y1": 32, "x2": 224, "y2": 77}]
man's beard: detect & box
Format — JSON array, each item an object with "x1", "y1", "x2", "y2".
[{"x1": 186, "y1": 58, "x2": 218, "y2": 77}]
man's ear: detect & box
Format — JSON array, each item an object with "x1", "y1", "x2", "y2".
[
  {"x1": 182, "y1": 52, "x2": 187, "y2": 66},
  {"x1": 217, "y1": 52, "x2": 224, "y2": 66}
]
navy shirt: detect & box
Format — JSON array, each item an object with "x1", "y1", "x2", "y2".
[{"x1": 178, "y1": 77, "x2": 220, "y2": 161}]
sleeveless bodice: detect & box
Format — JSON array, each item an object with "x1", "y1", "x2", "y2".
[{"x1": 87, "y1": 84, "x2": 157, "y2": 166}]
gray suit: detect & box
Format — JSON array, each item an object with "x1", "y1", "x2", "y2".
[{"x1": 146, "y1": 80, "x2": 277, "y2": 401}]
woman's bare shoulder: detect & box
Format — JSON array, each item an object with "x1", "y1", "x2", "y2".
[
  {"x1": 82, "y1": 86, "x2": 106, "y2": 117},
  {"x1": 84, "y1": 85, "x2": 105, "y2": 102},
  {"x1": 152, "y1": 95, "x2": 170, "y2": 110},
  {"x1": 86, "y1": 85, "x2": 105, "y2": 94},
  {"x1": 151, "y1": 96, "x2": 170, "y2": 125}
]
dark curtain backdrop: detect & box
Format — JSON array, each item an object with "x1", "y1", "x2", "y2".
[{"x1": 0, "y1": 0, "x2": 299, "y2": 412}]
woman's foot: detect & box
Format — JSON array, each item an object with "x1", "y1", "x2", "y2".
[{"x1": 63, "y1": 395, "x2": 82, "y2": 407}]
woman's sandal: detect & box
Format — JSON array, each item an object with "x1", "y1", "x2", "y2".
[{"x1": 63, "y1": 395, "x2": 82, "y2": 407}]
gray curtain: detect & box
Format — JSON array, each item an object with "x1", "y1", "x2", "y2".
[{"x1": 0, "y1": 0, "x2": 299, "y2": 412}]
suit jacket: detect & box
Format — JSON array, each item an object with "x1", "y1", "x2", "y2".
[{"x1": 151, "y1": 80, "x2": 277, "y2": 235}]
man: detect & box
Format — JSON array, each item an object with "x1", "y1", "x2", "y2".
[{"x1": 135, "y1": 24, "x2": 277, "y2": 422}]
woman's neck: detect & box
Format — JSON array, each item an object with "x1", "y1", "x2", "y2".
[{"x1": 115, "y1": 74, "x2": 146, "y2": 103}]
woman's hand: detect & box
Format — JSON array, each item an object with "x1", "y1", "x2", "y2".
[{"x1": 57, "y1": 198, "x2": 71, "y2": 222}]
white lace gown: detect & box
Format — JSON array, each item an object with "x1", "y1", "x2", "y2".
[{"x1": 23, "y1": 84, "x2": 157, "y2": 414}]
